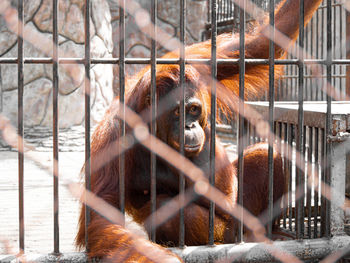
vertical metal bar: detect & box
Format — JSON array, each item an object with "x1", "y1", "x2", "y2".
[
  {"x1": 277, "y1": 78, "x2": 282, "y2": 102},
  {"x1": 346, "y1": 9, "x2": 350, "y2": 97},
  {"x1": 310, "y1": 16, "x2": 314, "y2": 101},
  {"x1": 207, "y1": 0, "x2": 210, "y2": 24},
  {"x1": 334, "y1": 3, "x2": 338, "y2": 95},
  {"x1": 321, "y1": 0, "x2": 325, "y2": 100},
  {"x1": 119, "y1": 0, "x2": 126, "y2": 221},
  {"x1": 209, "y1": 0, "x2": 217, "y2": 246},
  {"x1": 338, "y1": 2, "x2": 343, "y2": 98},
  {"x1": 0, "y1": 66, "x2": 2, "y2": 112},
  {"x1": 305, "y1": 18, "x2": 309, "y2": 100},
  {"x1": 234, "y1": 2, "x2": 239, "y2": 29},
  {"x1": 227, "y1": 0, "x2": 230, "y2": 21},
  {"x1": 248, "y1": 123, "x2": 252, "y2": 145},
  {"x1": 320, "y1": 128, "x2": 326, "y2": 236},
  {"x1": 296, "y1": 0, "x2": 305, "y2": 240},
  {"x1": 307, "y1": 127, "x2": 313, "y2": 238},
  {"x1": 286, "y1": 50, "x2": 291, "y2": 101},
  {"x1": 332, "y1": 1, "x2": 335, "y2": 95},
  {"x1": 53, "y1": 0, "x2": 60, "y2": 254},
  {"x1": 314, "y1": 127, "x2": 320, "y2": 238},
  {"x1": 222, "y1": 0, "x2": 225, "y2": 21},
  {"x1": 282, "y1": 122, "x2": 288, "y2": 229},
  {"x1": 252, "y1": 123, "x2": 257, "y2": 145},
  {"x1": 302, "y1": 125, "x2": 307, "y2": 233},
  {"x1": 267, "y1": 0, "x2": 275, "y2": 239},
  {"x1": 84, "y1": 0, "x2": 91, "y2": 251},
  {"x1": 17, "y1": 0, "x2": 24, "y2": 253},
  {"x1": 179, "y1": 0, "x2": 186, "y2": 248},
  {"x1": 293, "y1": 45, "x2": 298, "y2": 101},
  {"x1": 316, "y1": 7, "x2": 320, "y2": 101},
  {"x1": 237, "y1": 0, "x2": 245, "y2": 243},
  {"x1": 150, "y1": 0, "x2": 157, "y2": 243},
  {"x1": 324, "y1": 0, "x2": 332, "y2": 238},
  {"x1": 285, "y1": 53, "x2": 289, "y2": 101},
  {"x1": 288, "y1": 124, "x2": 293, "y2": 231},
  {"x1": 300, "y1": 126, "x2": 307, "y2": 237}
]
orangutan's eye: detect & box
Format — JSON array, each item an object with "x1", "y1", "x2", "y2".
[{"x1": 189, "y1": 105, "x2": 200, "y2": 116}]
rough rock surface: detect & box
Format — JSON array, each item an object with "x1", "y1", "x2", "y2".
[
  {"x1": 107, "y1": 0, "x2": 208, "y2": 92},
  {"x1": 0, "y1": 0, "x2": 207, "y2": 149},
  {"x1": 0, "y1": 0, "x2": 113, "y2": 133}
]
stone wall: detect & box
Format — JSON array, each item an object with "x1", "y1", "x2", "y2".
[
  {"x1": 0, "y1": 0, "x2": 114, "y2": 130},
  {"x1": 107, "y1": 0, "x2": 208, "y2": 91},
  {"x1": 0, "y1": 0, "x2": 208, "y2": 149}
]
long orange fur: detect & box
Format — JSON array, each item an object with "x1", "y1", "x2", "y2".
[{"x1": 76, "y1": 1, "x2": 323, "y2": 261}]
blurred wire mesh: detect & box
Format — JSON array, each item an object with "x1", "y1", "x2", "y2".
[{"x1": 0, "y1": 0, "x2": 350, "y2": 262}]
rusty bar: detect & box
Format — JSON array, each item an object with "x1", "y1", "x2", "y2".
[
  {"x1": 118, "y1": 0, "x2": 126, "y2": 224},
  {"x1": 338, "y1": 1, "x2": 343, "y2": 98},
  {"x1": 320, "y1": 128, "x2": 326, "y2": 236},
  {"x1": 314, "y1": 127, "x2": 320, "y2": 238},
  {"x1": 305, "y1": 15, "x2": 309, "y2": 100},
  {"x1": 282, "y1": 122, "x2": 288, "y2": 229},
  {"x1": 209, "y1": 0, "x2": 218, "y2": 246},
  {"x1": 237, "y1": 0, "x2": 246, "y2": 243},
  {"x1": 346, "y1": 9, "x2": 350, "y2": 96},
  {"x1": 307, "y1": 127, "x2": 313, "y2": 238},
  {"x1": 267, "y1": 0, "x2": 275, "y2": 239},
  {"x1": 150, "y1": 0, "x2": 157, "y2": 242},
  {"x1": 315, "y1": 5, "x2": 322, "y2": 100},
  {"x1": 53, "y1": 0, "x2": 60, "y2": 254},
  {"x1": 84, "y1": 0, "x2": 91, "y2": 250},
  {"x1": 1, "y1": 57, "x2": 348, "y2": 66},
  {"x1": 288, "y1": 124, "x2": 294, "y2": 232},
  {"x1": 117, "y1": 1, "x2": 126, "y2": 210},
  {"x1": 17, "y1": 0, "x2": 25, "y2": 253},
  {"x1": 321, "y1": 0, "x2": 326, "y2": 100},
  {"x1": 296, "y1": 0, "x2": 305, "y2": 240},
  {"x1": 179, "y1": 0, "x2": 186, "y2": 248},
  {"x1": 324, "y1": 0, "x2": 332, "y2": 238},
  {"x1": 309, "y1": 14, "x2": 314, "y2": 100}
]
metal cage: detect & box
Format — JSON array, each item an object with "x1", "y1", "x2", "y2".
[{"x1": 0, "y1": 0, "x2": 350, "y2": 262}]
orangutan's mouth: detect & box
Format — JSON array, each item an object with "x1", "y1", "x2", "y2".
[{"x1": 171, "y1": 140, "x2": 202, "y2": 153}]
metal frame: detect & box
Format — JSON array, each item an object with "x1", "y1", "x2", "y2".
[
  {"x1": 246, "y1": 101, "x2": 350, "y2": 239},
  {"x1": 0, "y1": 0, "x2": 350, "y2": 261}
]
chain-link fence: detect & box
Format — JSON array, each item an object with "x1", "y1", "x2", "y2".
[{"x1": 0, "y1": 0, "x2": 350, "y2": 262}]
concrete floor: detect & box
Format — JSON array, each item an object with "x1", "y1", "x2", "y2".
[
  {"x1": 0, "y1": 142, "x2": 237, "y2": 255},
  {"x1": 0, "y1": 151, "x2": 83, "y2": 254}
]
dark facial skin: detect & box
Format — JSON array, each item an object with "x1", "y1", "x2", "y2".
[
  {"x1": 156, "y1": 87, "x2": 206, "y2": 158},
  {"x1": 126, "y1": 72, "x2": 210, "y2": 209},
  {"x1": 129, "y1": 85, "x2": 207, "y2": 204}
]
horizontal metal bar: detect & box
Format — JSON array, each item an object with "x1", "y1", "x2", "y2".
[
  {"x1": 331, "y1": 59, "x2": 350, "y2": 65},
  {"x1": 282, "y1": 74, "x2": 346, "y2": 79},
  {"x1": 246, "y1": 101, "x2": 350, "y2": 132},
  {"x1": 205, "y1": 17, "x2": 257, "y2": 29},
  {"x1": 1, "y1": 57, "x2": 350, "y2": 65},
  {"x1": 318, "y1": 3, "x2": 344, "y2": 9},
  {"x1": 3, "y1": 236, "x2": 350, "y2": 263},
  {"x1": 171, "y1": 236, "x2": 350, "y2": 263}
]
